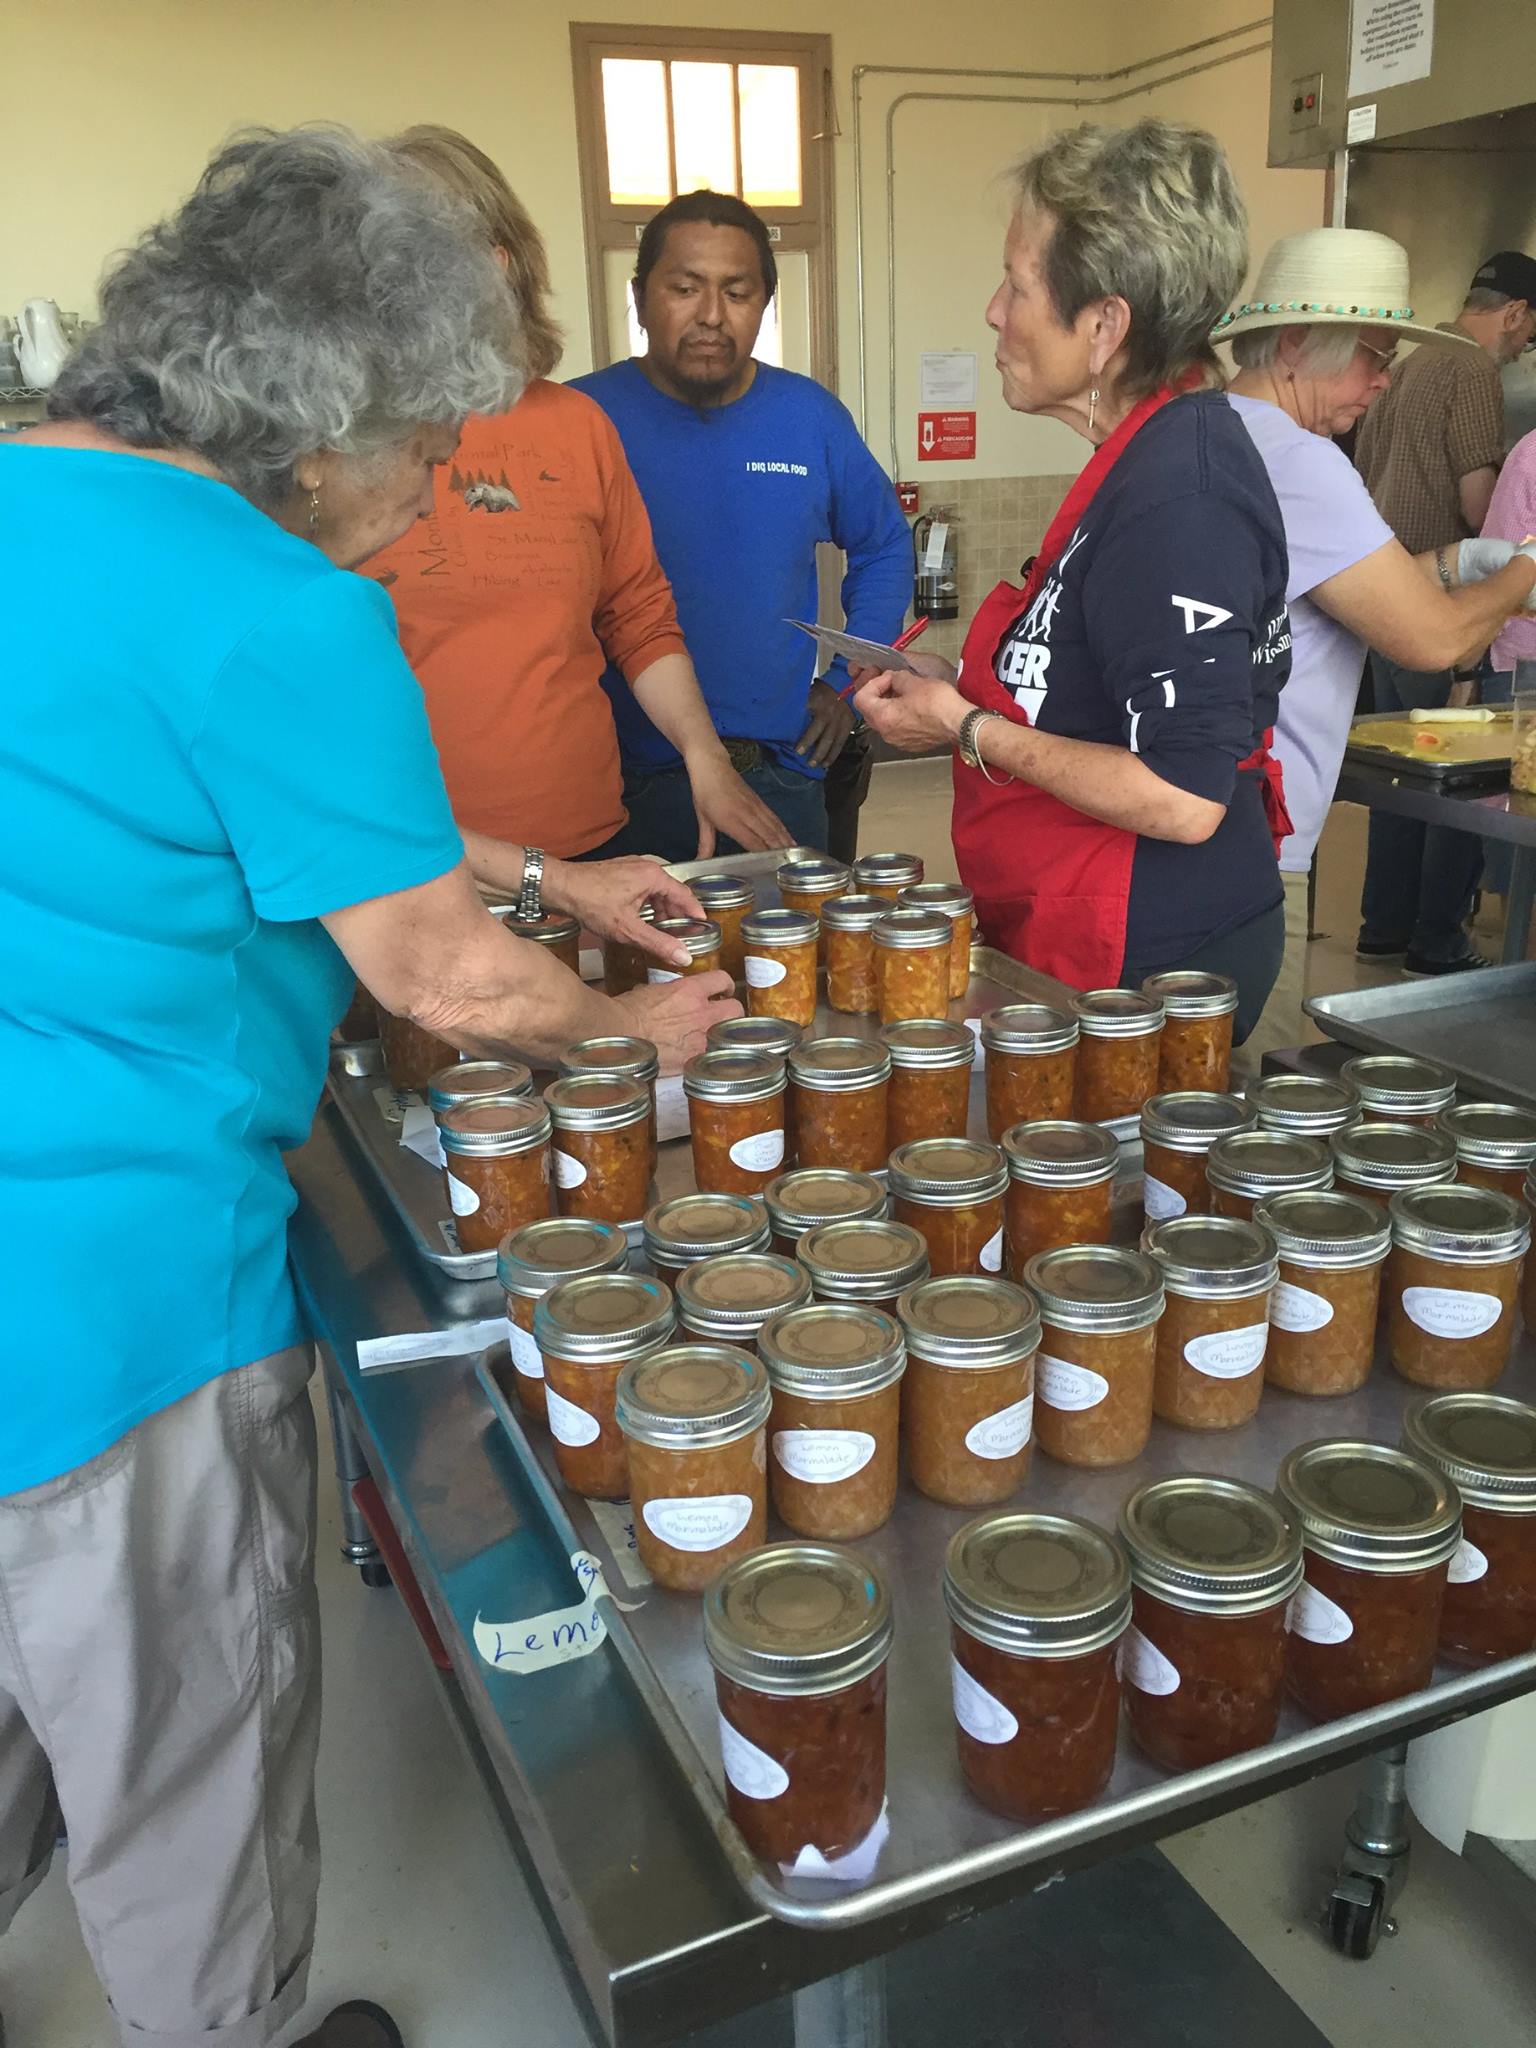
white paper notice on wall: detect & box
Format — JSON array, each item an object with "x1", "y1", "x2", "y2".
[
  {"x1": 1348, "y1": 0, "x2": 1433, "y2": 98},
  {"x1": 919, "y1": 350, "x2": 978, "y2": 408},
  {"x1": 472, "y1": 1550, "x2": 641, "y2": 1675},
  {"x1": 1347, "y1": 102, "x2": 1379, "y2": 143}
]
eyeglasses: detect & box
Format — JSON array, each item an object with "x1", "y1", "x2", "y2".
[{"x1": 1356, "y1": 337, "x2": 1399, "y2": 371}]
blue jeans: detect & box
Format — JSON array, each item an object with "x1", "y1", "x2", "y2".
[
  {"x1": 596, "y1": 757, "x2": 830, "y2": 865},
  {"x1": 1358, "y1": 653, "x2": 1484, "y2": 962}
]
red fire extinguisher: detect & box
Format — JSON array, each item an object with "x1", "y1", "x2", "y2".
[{"x1": 912, "y1": 506, "x2": 959, "y2": 619}]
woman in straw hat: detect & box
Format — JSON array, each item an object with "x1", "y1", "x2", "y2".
[{"x1": 1220, "y1": 226, "x2": 1536, "y2": 1064}]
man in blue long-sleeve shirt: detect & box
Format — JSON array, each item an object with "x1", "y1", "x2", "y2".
[{"x1": 573, "y1": 191, "x2": 911, "y2": 861}]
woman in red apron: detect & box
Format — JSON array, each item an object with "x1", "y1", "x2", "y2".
[{"x1": 854, "y1": 119, "x2": 1292, "y2": 1043}]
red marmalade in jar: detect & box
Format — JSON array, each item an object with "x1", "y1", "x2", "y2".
[
  {"x1": 1071, "y1": 990, "x2": 1165, "y2": 1123},
  {"x1": 786, "y1": 1037, "x2": 892, "y2": 1174},
  {"x1": 889, "y1": 1137, "x2": 1007, "y2": 1278},
  {"x1": 1025, "y1": 1246, "x2": 1164, "y2": 1469},
  {"x1": 616, "y1": 1344, "x2": 771, "y2": 1593},
  {"x1": 981, "y1": 1004, "x2": 1078, "y2": 1142},
  {"x1": 438, "y1": 1098, "x2": 553, "y2": 1253},
  {"x1": 880, "y1": 1020, "x2": 975, "y2": 1148},
  {"x1": 1252, "y1": 1190, "x2": 1391, "y2": 1398},
  {"x1": 1144, "y1": 1216, "x2": 1278, "y2": 1431},
  {"x1": 684, "y1": 1050, "x2": 787, "y2": 1196},
  {"x1": 1437, "y1": 1101, "x2": 1536, "y2": 1203},
  {"x1": 822, "y1": 893, "x2": 886, "y2": 1015},
  {"x1": 741, "y1": 908, "x2": 819, "y2": 1028},
  {"x1": 543, "y1": 1076, "x2": 652, "y2": 1226},
  {"x1": 1404, "y1": 1393, "x2": 1536, "y2": 1664},
  {"x1": 760, "y1": 1304, "x2": 906, "y2": 1540},
  {"x1": 1000, "y1": 1120, "x2": 1118, "y2": 1280},
  {"x1": 497, "y1": 1216, "x2": 628, "y2": 1424},
  {"x1": 1385, "y1": 1183, "x2": 1530, "y2": 1391},
  {"x1": 1139, "y1": 1091, "x2": 1254, "y2": 1226},
  {"x1": 898, "y1": 881, "x2": 975, "y2": 1000},
  {"x1": 898, "y1": 1275, "x2": 1040, "y2": 1507},
  {"x1": 692, "y1": 874, "x2": 755, "y2": 980},
  {"x1": 873, "y1": 907, "x2": 953, "y2": 1025},
  {"x1": 535, "y1": 1273, "x2": 675, "y2": 1499},
  {"x1": 1140, "y1": 970, "x2": 1239, "y2": 1095}
]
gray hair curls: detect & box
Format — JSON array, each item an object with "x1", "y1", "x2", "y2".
[
  {"x1": 50, "y1": 126, "x2": 525, "y2": 511},
  {"x1": 1229, "y1": 324, "x2": 1364, "y2": 377}
]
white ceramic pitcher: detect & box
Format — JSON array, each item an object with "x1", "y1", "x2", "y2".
[{"x1": 16, "y1": 298, "x2": 68, "y2": 389}]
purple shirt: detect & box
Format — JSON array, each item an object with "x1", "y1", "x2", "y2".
[{"x1": 1484, "y1": 428, "x2": 1536, "y2": 675}]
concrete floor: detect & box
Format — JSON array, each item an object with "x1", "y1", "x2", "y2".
[{"x1": 6, "y1": 769, "x2": 1534, "y2": 2047}]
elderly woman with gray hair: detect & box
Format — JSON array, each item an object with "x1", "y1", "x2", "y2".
[{"x1": 0, "y1": 129, "x2": 736, "y2": 2048}]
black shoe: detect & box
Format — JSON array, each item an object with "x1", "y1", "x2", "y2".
[
  {"x1": 1355, "y1": 935, "x2": 1408, "y2": 961},
  {"x1": 294, "y1": 2001, "x2": 404, "y2": 2048},
  {"x1": 1402, "y1": 949, "x2": 1493, "y2": 978}
]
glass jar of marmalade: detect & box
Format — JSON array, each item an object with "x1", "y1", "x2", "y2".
[
  {"x1": 676, "y1": 1251, "x2": 812, "y2": 1355},
  {"x1": 498, "y1": 1216, "x2": 629, "y2": 1424},
  {"x1": 786, "y1": 1037, "x2": 892, "y2": 1173},
  {"x1": 889, "y1": 1137, "x2": 1008, "y2": 1277},
  {"x1": 543, "y1": 1076, "x2": 652, "y2": 1226},
  {"x1": 1247, "y1": 1073, "x2": 1362, "y2": 1142},
  {"x1": 429, "y1": 1059, "x2": 533, "y2": 1120},
  {"x1": 898, "y1": 1275, "x2": 1040, "y2": 1506},
  {"x1": 1145, "y1": 1216, "x2": 1278, "y2": 1431},
  {"x1": 704, "y1": 1545, "x2": 892, "y2": 1867},
  {"x1": 764, "y1": 1170, "x2": 886, "y2": 1259},
  {"x1": 534, "y1": 1272, "x2": 675, "y2": 1499},
  {"x1": 684, "y1": 1050, "x2": 787, "y2": 1195},
  {"x1": 1403, "y1": 1393, "x2": 1536, "y2": 1664},
  {"x1": 559, "y1": 1035, "x2": 661, "y2": 1166},
  {"x1": 1118, "y1": 1476, "x2": 1302, "y2": 1769},
  {"x1": 1341, "y1": 1054, "x2": 1456, "y2": 1128},
  {"x1": 1437, "y1": 1102, "x2": 1536, "y2": 1202},
  {"x1": 1140, "y1": 1091, "x2": 1255, "y2": 1225},
  {"x1": 944, "y1": 1512, "x2": 1130, "y2": 1821},
  {"x1": 881, "y1": 1020, "x2": 975, "y2": 1148},
  {"x1": 777, "y1": 856, "x2": 850, "y2": 965},
  {"x1": 707, "y1": 1015, "x2": 803, "y2": 1061},
  {"x1": 1330, "y1": 1120, "x2": 1458, "y2": 1213},
  {"x1": 379, "y1": 1011, "x2": 459, "y2": 1096},
  {"x1": 1001, "y1": 1121, "x2": 1118, "y2": 1279},
  {"x1": 1140, "y1": 970, "x2": 1239, "y2": 1095},
  {"x1": 981, "y1": 1003, "x2": 1078, "y2": 1141},
  {"x1": 616, "y1": 1344, "x2": 771, "y2": 1592},
  {"x1": 796, "y1": 1219, "x2": 930, "y2": 1318},
  {"x1": 1278, "y1": 1438, "x2": 1461, "y2": 1721},
  {"x1": 1026, "y1": 1245, "x2": 1164, "y2": 1468},
  {"x1": 821, "y1": 893, "x2": 886, "y2": 1015},
  {"x1": 648, "y1": 917, "x2": 723, "y2": 982},
  {"x1": 1527, "y1": 1170, "x2": 1536, "y2": 1328},
  {"x1": 1072, "y1": 990, "x2": 1165, "y2": 1123},
  {"x1": 741, "y1": 907, "x2": 819, "y2": 1027},
  {"x1": 1252, "y1": 1191, "x2": 1392, "y2": 1397},
  {"x1": 853, "y1": 850, "x2": 924, "y2": 900},
  {"x1": 898, "y1": 881, "x2": 975, "y2": 999},
  {"x1": 1206, "y1": 1130, "x2": 1332, "y2": 1221},
  {"x1": 500, "y1": 908, "x2": 582, "y2": 975},
  {"x1": 760, "y1": 1304, "x2": 906, "y2": 1539},
  {"x1": 643, "y1": 1191, "x2": 770, "y2": 1277},
  {"x1": 1385, "y1": 1184, "x2": 1530, "y2": 1390},
  {"x1": 873, "y1": 907, "x2": 953, "y2": 1025},
  {"x1": 692, "y1": 874, "x2": 755, "y2": 980},
  {"x1": 602, "y1": 901, "x2": 653, "y2": 995},
  {"x1": 438, "y1": 1098, "x2": 553, "y2": 1253}
]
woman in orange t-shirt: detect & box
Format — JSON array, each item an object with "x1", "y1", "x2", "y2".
[{"x1": 366, "y1": 127, "x2": 789, "y2": 932}]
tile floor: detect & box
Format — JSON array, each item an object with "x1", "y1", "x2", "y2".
[{"x1": 6, "y1": 770, "x2": 1533, "y2": 2048}]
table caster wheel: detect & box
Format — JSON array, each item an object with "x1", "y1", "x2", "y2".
[
  {"x1": 360, "y1": 1558, "x2": 393, "y2": 1590},
  {"x1": 1325, "y1": 1873, "x2": 1386, "y2": 1959}
]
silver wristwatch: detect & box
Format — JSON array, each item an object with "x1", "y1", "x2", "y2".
[{"x1": 518, "y1": 845, "x2": 545, "y2": 923}]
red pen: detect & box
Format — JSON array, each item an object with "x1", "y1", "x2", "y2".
[{"x1": 835, "y1": 616, "x2": 929, "y2": 700}]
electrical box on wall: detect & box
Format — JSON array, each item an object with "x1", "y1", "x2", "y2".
[{"x1": 1289, "y1": 71, "x2": 1324, "y2": 131}]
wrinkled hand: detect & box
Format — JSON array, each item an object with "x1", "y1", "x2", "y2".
[
  {"x1": 549, "y1": 855, "x2": 704, "y2": 968},
  {"x1": 686, "y1": 750, "x2": 795, "y2": 861},
  {"x1": 613, "y1": 970, "x2": 742, "y2": 1075},
  {"x1": 795, "y1": 678, "x2": 856, "y2": 768},
  {"x1": 852, "y1": 663, "x2": 969, "y2": 755}
]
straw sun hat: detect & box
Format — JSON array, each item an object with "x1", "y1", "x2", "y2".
[{"x1": 1213, "y1": 227, "x2": 1471, "y2": 348}]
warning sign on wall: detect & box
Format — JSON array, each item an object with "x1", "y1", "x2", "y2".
[{"x1": 917, "y1": 411, "x2": 976, "y2": 462}]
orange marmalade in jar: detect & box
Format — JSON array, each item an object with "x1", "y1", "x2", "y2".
[
  {"x1": 1437, "y1": 1101, "x2": 1536, "y2": 1202},
  {"x1": 1403, "y1": 1393, "x2": 1536, "y2": 1664},
  {"x1": 379, "y1": 1011, "x2": 459, "y2": 1096},
  {"x1": 1248, "y1": 1073, "x2": 1362, "y2": 1142},
  {"x1": 601, "y1": 901, "x2": 653, "y2": 995},
  {"x1": 543, "y1": 1076, "x2": 652, "y2": 1226},
  {"x1": 1145, "y1": 1215, "x2": 1278, "y2": 1431},
  {"x1": 1278, "y1": 1438, "x2": 1460, "y2": 1721},
  {"x1": 889, "y1": 1137, "x2": 1007, "y2": 1277},
  {"x1": 1252, "y1": 1191, "x2": 1392, "y2": 1398},
  {"x1": 559, "y1": 1035, "x2": 660, "y2": 1167},
  {"x1": 1341, "y1": 1053, "x2": 1456, "y2": 1129},
  {"x1": 707, "y1": 1015, "x2": 803, "y2": 1061},
  {"x1": 684, "y1": 1050, "x2": 787, "y2": 1195},
  {"x1": 741, "y1": 907, "x2": 819, "y2": 1027},
  {"x1": 616, "y1": 1344, "x2": 771, "y2": 1592},
  {"x1": 1140, "y1": 1091, "x2": 1255, "y2": 1226},
  {"x1": 1329, "y1": 1120, "x2": 1458, "y2": 1214},
  {"x1": 822, "y1": 893, "x2": 886, "y2": 1015},
  {"x1": 881, "y1": 1019, "x2": 975, "y2": 1148},
  {"x1": 764, "y1": 1169, "x2": 885, "y2": 1259},
  {"x1": 1071, "y1": 990, "x2": 1165, "y2": 1123},
  {"x1": 1385, "y1": 1183, "x2": 1530, "y2": 1391},
  {"x1": 760, "y1": 1303, "x2": 906, "y2": 1540},
  {"x1": 643, "y1": 1192, "x2": 770, "y2": 1278},
  {"x1": 1001, "y1": 1120, "x2": 1118, "y2": 1279},
  {"x1": 500, "y1": 908, "x2": 582, "y2": 976},
  {"x1": 498, "y1": 1216, "x2": 629, "y2": 1424},
  {"x1": 796, "y1": 1219, "x2": 930, "y2": 1319},
  {"x1": 981, "y1": 1003, "x2": 1078, "y2": 1141},
  {"x1": 692, "y1": 874, "x2": 755, "y2": 979},
  {"x1": 853, "y1": 850, "x2": 923, "y2": 900},
  {"x1": 438, "y1": 1098, "x2": 553, "y2": 1253},
  {"x1": 944, "y1": 1512, "x2": 1130, "y2": 1822},
  {"x1": 535, "y1": 1272, "x2": 675, "y2": 1499},
  {"x1": 1118, "y1": 1476, "x2": 1302, "y2": 1770},
  {"x1": 427, "y1": 1059, "x2": 533, "y2": 1123},
  {"x1": 777, "y1": 856, "x2": 850, "y2": 965},
  {"x1": 873, "y1": 907, "x2": 953, "y2": 1025},
  {"x1": 1206, "y1": 1130, "x2": 1332, "y2": 1222},
  {"x1": 1026, "y1": 1245, "x2": 1163, "y2": 1468},
  {"x1": 704, "y1": 1545, "x2": 892, "y2": 1866},
  {"x1": 676, "y1": 1251, "x2": 812, "y2": 1355},
  {"x1": 786, "y1": 1037, "x2": 891, "y2": 1173},
  {"x1": 1140, "y1": 969, "x2": 1239, "y2": 1095},
  {"x1": 648, "y1": 917, "x2": 723, "y2": 982},
  {"x1": 898, "y1": 880, "x2": 975, "y2": 1000},
  {"x1": 898, "y1": 1274, "x2": 1040, "y2": 1507}
]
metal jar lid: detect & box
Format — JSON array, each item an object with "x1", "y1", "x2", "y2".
[
  {"x1": 1119, "y1": 1476, "x2": 1302, "y2": 1616},
  {"x1": 692, "y1": 872, "x2": 756, "y2": 912},
  {"x1": 652, "y1": 916, "x2": 722, "y2": 959},
  {"x1": 501, "y1": 909, "x2": 582, "y2": 948},
  {"x1": 1402, "y1": 1393, "x2": 1536, "y2": 1512},
  {"x1": 759, "y1": 1304, "x2": 907, "y2": 1399},
  {"x1": 786, "y1": 1037, "x2": 893, "y2": 1092},
  {"x1": 740, "y1": 906, "x2": 818, "y2": 949},
  {"x1": 1205, "y1": 1130, "x2": 1333, "y2": 1199},
  {"x1": 1072, "y1": 989, "x2": 1165, "y2": 1039},
  {"x1": 943, "y1": 1512, "x2": 1132, "y2": 1658},
  {"x1": 498, "y1": 1217, "x2": 629, "y2": 1300},
  {"x1": 643, "y1": 1193, "x2": 770, "y2": 1270},
  {"x1": 706, "y1": 1016, "x2": 804, "y2": 1059},
  {"x1": 683, "y1": 1049, "x2": 786, "y2": 1104},
  {"x1": 872, "y1": 906, "x2": 952, "y2": 951},
  {"x1": 438, "y1": 1097, "x2": 552, "y2": 1158},
  {"x1": 764, "y1": 1170, "x2": 886, "y2": 1238},
  {"x1": 1141, "y1": 1091, "x2": 1255, "y2": 1154},
  {"x1": 1388, "y1": 1183, "x2": 1531, "y2": 1264},
  {"x1": 1139, "y1": 969, "x2": 1239, "y2": 1020},
  {"x1": 820, "y1": 892, "x2": 890, "y2": 934},
  {"x1": 676, "y1": 1252, "x2": 813, "y2": 1339},
  {"x1": 544, "y1": 1075, "x2": 651, "y2": 1132},
  {"x1": 899, "y1": 880, "x2": 974, "y2": 917},
  {"x1": 1251, "y1": 1191, "x2": 1392, "y2": 1271},
  {"x1": 559, "y1": 1036, "x2": 660, "y2": 1088},
  {"x1": 898, "y1": 1275, "x2": 1040, "y2": 1368},
  {"x1": 1023, "y1": 1246, "x2": 1164, "y2": 1335},
  {"x1": 776, "y1": 856, "x2": 850, "y2": 897},
  {"x1": 615, "y1": 1343, "x2": 771, "y2": 1451},
  {"x1": 534, "y1": 1271, "x2": 675, "y2": 1361},
  {"x1": 797, "y1": 1219, "x2": 931, "y2": 1299},
  {"x1": 979, "y1": 1002, "x2": 1078, "y2": 1056},
  {"x1": 853, "y1": 851, "x2": 924, "y2": 890},
  {"x1": 879, "y1": 1019, "x2": 976, "y2": 1070},
  {"x1": 1341, "y1": 1053, "x2": 1457, "y2": 1116},
  {"x1": 704, "y1": 1544, "x2": 893, "y2": 1698},
  {"x1": 889, "y1": 1137, "x2": 1008, "y2": 1207},
  {"x1": 1248, "y1": 1073, "x2": 1362, "y2": 1138},
  {"x1": 1438, "y1": 1101, "x2": 1536, "y2": 1170},
  {"x1": 1002, "y1": 1120, "x2": 1119, "y2": 1188},
  {"x1": 427, "y1": 1060, "x2": 533, "y2": 1115},
  {"x1": 1143, "y1": 1216, "x2": 1279, "y2": 1299},
  {"x1": 1276, "y1": 1439, "x2": 1461, "y2": 1573},
  {"x1": 1330, "y1": 1120, "x2": 1458, "y2": 1190}
]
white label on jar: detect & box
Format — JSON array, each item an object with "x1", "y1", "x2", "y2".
[
  {"x1": 978, "y1": 1226, "x2": 1004, "y2": 1272},
  {"x1": 505, "y1": 1317, "x2": 544, "y2": 1380},
  {"x1": 1402, "y1": 1286, "x2": 1502, "y2": 1340},
  {"x1": 1184, "y1": 1322, "x2": 1268, "y2": 1379},
  {"x1": 553, "y1": 1150, "x2": 588, "y2": 1190},
  {"x1": 545, "y1": 1387, "x2": 600, "y2": 1447},
  {"x1": 1270, "y1": 1280, "x2": 1334, "y2": 1333},
  {"x1": 1036, "y1": 1352, "x2": 1109, "y2": 1411},
  {"x1": 1142, "y1": 1172, "x2": 1187, "y2": 1222},
  {"x1": 446, "y1": 1171, "x2": 480, "y2": 1216},
  {"x1": 744, "y1": 954, "x2": 787, "y2": 988},
  {"x1": 647, "y1": 967, "x2": 681, "y2": 984},
  {"x1": 773, "y1": 1429, "x2": 876, "y2": 1483},
  {"x1": 729, "y1": 1128, "x2": 785, "y2": 1172},
  {"x1": 642, "y1": 1494, "x2": 753, "y2": 1552},
  {"x1": 718, "y1": 1714, "x2": 789, "y2": 1801},
  {"x1": 965, "y1": 1394, "x2": 1034, "y2": 1460},
  {"x1": 1119, "y1": 1626, "x2": 1180, "y2": 1695},
  {"x1": 1286, "y1": 1580, "x2": 1354, "y2": 1644},
  {"x1": 1449, "y1": 1537, "x2": 1490, "y2": 1585},
  {"x1": 950, "y1": 1655, "x2": 1019, "y2": 1745}
]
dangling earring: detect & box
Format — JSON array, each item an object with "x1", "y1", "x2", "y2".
[
  {"x1": 1087, "y1": 385, "x2": 1100, "y2": 438},
  {"x1": 308, "y1": 487, "x2": 320, "y2": 538}
]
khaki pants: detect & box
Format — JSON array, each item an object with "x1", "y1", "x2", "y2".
[
  {"x1": 0, "y1": 1346, "x2": 321, "y2": 2047},
  {"x1": 1237, "y1": 867, "x2": 1313, "y2": 1077}
]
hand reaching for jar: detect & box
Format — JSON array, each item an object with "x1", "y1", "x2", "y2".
[{"x1": 614, "y1": 971, "x2": 742, "y2": 1075}]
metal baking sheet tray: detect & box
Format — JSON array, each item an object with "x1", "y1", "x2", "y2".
[
  {"x1": 1344, "y1": 710, "x2": 1513, "y2": 791},
  {"x1": 1306, "y1": 962, "x2": 1536, "y2": 1111}
]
